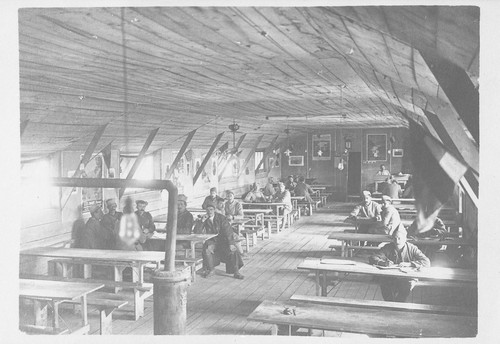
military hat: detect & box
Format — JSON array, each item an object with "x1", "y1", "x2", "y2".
[{"x1": 136, "y1": 200, "x2": 148, "y2": 206}]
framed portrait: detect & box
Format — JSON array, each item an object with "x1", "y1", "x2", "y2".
[
  {"x1": 289, "y1": 155, "x2": 304, "y2": 166},
  {"x1": 81, "y1": 153, "x2": 104, "y2": 213},
  {"x1": 366, "y1": 134, "x2": 387, "y2": 161},
  {"x1": 392, "y1": 149, "x2": 404, "y2": 157},
  {"x1": 312, "y1": 134, "x2": 331, "y2": 160}
]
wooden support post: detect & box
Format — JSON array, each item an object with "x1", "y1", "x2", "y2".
[
  {"x1": 193, "y1": 132, "x2": 224, "y2": 185},
  {"x1": 239, "y1": 135, "x2": 264, "y2": 177},
  {"x1": 165, "y1": 129, "x2": 197, "y2": 180},
  {"x1": 255, "y1": 135, "x2": 279, "y2": 173},
  {"x1": 119, "y1": 128, "x2": 160, "y2": 197}
]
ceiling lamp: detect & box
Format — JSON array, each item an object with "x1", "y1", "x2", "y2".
[{"x1": 284, "y1": 126, "x2": 293, "y2": 157}]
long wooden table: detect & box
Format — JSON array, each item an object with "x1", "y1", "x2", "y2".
[
  {"x1": 248, "y1": 299, "x2": 477, "y2": 337},
  {"x1": 297, "y1": 257, "x2": 477, "y2": 296},
  {"x1": 242, "y1": 202, "x2": 287, "y2": 231},
  {"x1": 328, "y1": 232, "x2": 472, "y2": 257},
  {"x1": 148, "y1": 232, "x2": 217, "y2": 258},
  {"x1": 20, "y1": 279, "x2": 104, "y2": 334}
]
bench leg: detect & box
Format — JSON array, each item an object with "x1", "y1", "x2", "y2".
[
  {"x1": 321, "y1": 272, "x2": 327, "y2": 297},
  {"x1": 271, "y1": 324, "x2": 279, "y2": 335},
  {"x1": 315, "y1": 271, "x2": 321, "y2": 296},
  {"x1": 252, "y1": 232, "x2": 258, "y2": 247},
  {"x1": 80, "y1": 295, "x2": 88, "y2": 327},
  {"x1": 245, "y1": 234, "x2": 250, "y2": 253},
  {"x1": 133, "y1": 288, "x2": 153, "y2": 320},
  {"x1": 83, "y1": 264, "x2": 92, "y2": 279},
  {"x1": 98, "y1": 307, "x2": 115, "y2": 335},
  {"x1": 267, "y1": 223, "x2": 272, "y2": 238},
  {"x1": 33, "y1": 300, "x2": 48, "y2": 327},
  {"x1": 114, "y1": 266, "x2": 125, "y2": 293}
]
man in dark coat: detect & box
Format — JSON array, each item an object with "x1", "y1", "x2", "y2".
[
  {"x1": 176, "y1": 194, "x2": 194, "y2": 251},
  {"x1": 77, "y1": 204, "x2": 105, "y2": 249},
  {"x1": 202, "y1": 187, "x2": 225, "y2": 209},
  {"x1": 369, "y1": 227, "x2": 430, "y2": 302},
  {"x1": 199, "y1": 203, "x2": 244, "y2": 279},
  {"x1": 294, "y1": 176, "x2": 314, "y2": 203},
  {"x1": 135, "y1": 200, "x2": 155, "y2": 250},
  {"x1": 101, "y1": 198, "x2": 123, "y2": 249}
]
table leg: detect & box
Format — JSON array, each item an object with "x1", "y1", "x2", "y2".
[
  {"x1": 83, "y1": 263, "x2": 92, "y2": 279},
  {"x1": 321, "y1": 271, "x2": 327, "y2": 297},
  {"x1": 271, "y1": 324, "x2": 278, "y2": 335},
  {"x1": 190, "y1": 242, "x2": 196, "y2": 259},
  {"x1": 315, "y1": 271, "x2": 320, "y2": 296},
  {"x1": 114, "y1": 266, "x2": 126, "y2": 293},
  {"x1": 80, "y1": 295, "x2": 88, "y2": 326},
  {"x1": 133, "y1": 264, "x2": 144, "y2": 284},
  {"x1": 51, "y1": 301, "x2": 61, "y2": 329}
]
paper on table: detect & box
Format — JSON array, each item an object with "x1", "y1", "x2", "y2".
[{"x1": 320, "y1": 258, "x2": 357, "y2": 265}]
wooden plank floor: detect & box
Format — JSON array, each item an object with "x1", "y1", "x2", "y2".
[{"x1": 27, "y1": 202, "x2": 476, "y2": 336}]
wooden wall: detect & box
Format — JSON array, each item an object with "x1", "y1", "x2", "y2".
[{"x1": 281, "y1": 127, "x2": 410, "y2": 199}]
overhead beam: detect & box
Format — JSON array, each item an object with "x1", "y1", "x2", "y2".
[
  {"x1": 425, "y1": 96, "x2": 479, "y2": 175},
  {"x1": 218, "y1": 134, "x2": 247, "y2": 181},
  {"x1": 119, "y1": 128, "x2": 160, "y2": 198},
  {"x1": 61, "y1": 124, "x2": 108, "y2": 209},
  {"x1": 193, "y1": 132, "x2": 224, "y2": 185},
  {"x1": 424, "y1": 57, "x2": 479, "y2": 143},
  {"x1": 217, "y1": 142, "x2": 229, "y2": 164},
  {"x1": 165, "y1": 129, "x2": 197, "y2": 180},
  {"x1": 255, "y1": 135, "x2": 279, "y2": 173},
  {"x1": 239, "y1": 135, "x2": 264, "y2": 177}
]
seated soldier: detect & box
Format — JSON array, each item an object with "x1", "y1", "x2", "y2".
[
  {"x1": 262, "y1": 177, "x2": 276, "y2": 199},
  {"x1": 382, "y1": 176, "x2": 402, "y2": 199},
  {"x1": 346, "y1": 190, "x2": 382, "y2": 234},
  {"x1": 199, "y1": 203, "x2": 244, "y2": 279},
  {"x1": 175, "y1": 194, "x2": 194, "y2": 252},
  {"x1": 408, "y1": 217, "x2": 447, "y2": 260},
  {"x1": 369, "y1": 227, "x2": 430, "y2": 302},
  {"x1": 135, "y1": 200, "x2": 156, "y2": 251},
  {"x1": 272, "y1": 182, "x2": 293, "y2": 230},
  {"x1": 224, "y1": 190, "x2": 243, "y2": 221},
  {"x1": 380, "y1": 195, "x2": 405, "y2": 235},
  {"x1": 243, "y1": 183, "x2": 266, "y2": 203},
  {"x1": 294, "y1": 176, "x2": 314, "y2": 203},
  {"x1": 202, "y1": 187, "x2": 225, "y2": 209},
  {"x1": 376, "y1": 164, "x2": 391, "y2": 176},
  {"x1": 101, "y1": 198, "x2": 123, "y2": 249},
  {"x1": 284, "y1": 175, "x2": 297, "y2": 193}
]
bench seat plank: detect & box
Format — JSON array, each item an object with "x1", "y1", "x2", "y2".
[
  {"x1": 248, "y1": 300, "x2": 477, "y2": 337},
  {"x1": 290, "y1": 294, "x2": 475, "y2": 316}
]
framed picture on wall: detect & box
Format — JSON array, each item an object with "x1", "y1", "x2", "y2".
[
  {"x1": 289, "y1": 155, "x2": 304, "y2": 166},
  {"x1": 366, "y1": 134, "x2": 387, "y2": 161},
  {"x1": 312, "y1": 134, "x2": 331, "y2": 160},
  {"x1": 392, "y1": 149, "x2": 404, "y2": 157}
]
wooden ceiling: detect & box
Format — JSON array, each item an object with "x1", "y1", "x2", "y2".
[{"x1": 19, "y1": 6, "x2": 479, "y2": 160}]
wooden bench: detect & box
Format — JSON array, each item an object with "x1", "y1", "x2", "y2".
[
  {"x1": 23, "y1": 272, "x2": 152, "y2": 321},
  {"x1": 19, "y1": 324, "x2": 70, "y2": 335},
  {"x1": 264, "y1": 214, "x2": 289, "y2": 232},
  {"x1": 144, "y1": 258, "x2": 202, "y2": 282},
  {"x1": 63, "y1": 298, "x2": 128, "y2": 334},
  {"x1": 248, "y1": 300, "x2": 477, "y2": 337},
  {"x1": 290, "y1": 294, "x2": 475, "y2": 316}
]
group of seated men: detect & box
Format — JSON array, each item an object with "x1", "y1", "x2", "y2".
[
  {"x1": 375, "y1": 164, "x2": 414, "y2": 199},
  {"x1": 73, "y1": 198, "x2": 156, "y2": 251}
]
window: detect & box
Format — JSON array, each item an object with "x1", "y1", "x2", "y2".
[
  {"x1": 21, "y1": 158, "x2": 59, "y2": 209},
  {"x1": 255, "y1": 150, "x2": 265, "y2": 172}
]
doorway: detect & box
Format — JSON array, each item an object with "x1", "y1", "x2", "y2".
[{"x1": 347, "y1": 152, "x2": 361, "y2": 198}]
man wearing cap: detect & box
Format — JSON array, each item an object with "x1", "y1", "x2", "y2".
[
  {"x1": 199, "y1": 203, "x2": 244, "y2": 279},
  {"x1": 243, "y1": 183, "x2": 266, "y2": 203},
  {"x1": 202, "y1": 187, "x2": 225, "y2": 210},
  {"x1": 135, "y1": 200, "x2": 156, "y2": 250},
  {"x1": 77, "y1": 204, "x2": 105, "y2": 249},
  {"x1": 272, "y1": 182, "x2": 293, "y2": 231},
  {"x1": 175, "y1": 194, "x2": 194, "y2": 251},
  {"x1": 347, "y1": 190, "x2": 382, "y2": 234},
  {"x1": 369, "y1": 227, "x2": 430, "y2": 302},
  {"x1": 224, "y1": 190, "x2": 243, "y2": 221},
  {"x1": 380, "y1": 195, "x2": 405, "y2": 236},
  {"x1": 101, "y1": 199, "x2": 123, "y2": 249},
  {"x1": 382, "y1": 176, "x2": 402, "y2": 199},
  {"x1": 376, "y1": 164, "x2": 391, "y2": 176},
  {"x1": 262, "y1": 177, "x2": 276, "y2": 199}
]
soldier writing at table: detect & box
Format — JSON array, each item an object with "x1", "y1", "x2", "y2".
[{"x1": 369, "y1": 227, "x2": 430, "y2": 302}]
